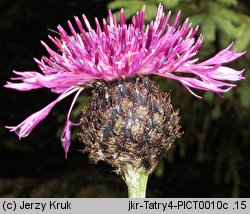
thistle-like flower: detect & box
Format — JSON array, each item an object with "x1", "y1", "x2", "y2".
[{"x1": 5, "y1": 5, "x2": 244, "y2": 175}]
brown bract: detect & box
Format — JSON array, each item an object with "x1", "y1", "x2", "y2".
[{"x1": 80, "y1": 76, "x2": 181, "y2": 175}]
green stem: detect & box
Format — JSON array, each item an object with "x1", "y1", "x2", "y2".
[{"x1": 123, "y1": 164, "x2": 149, "y2": 198}]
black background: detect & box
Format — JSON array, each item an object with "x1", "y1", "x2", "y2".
[{"x1": 1, "y1": 0, "x2": 249, "y2": 197}]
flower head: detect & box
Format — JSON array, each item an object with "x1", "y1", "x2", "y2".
[{"x1": 5, "y1": 4, "x2": 245, "y2": 157}]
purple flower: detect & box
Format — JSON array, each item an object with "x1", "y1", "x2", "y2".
[{"x1": 5, "y1": 4, "x2": 245, "y2": 157}]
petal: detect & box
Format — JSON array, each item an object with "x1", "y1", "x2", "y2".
[
  {"x1": 4, "y1": 71, "x2": 43, "y2": 91},
  {"x1": 208, "y1": 66, "x2": 245, "y2": 81},
  {"x1": 6, "y1": 102, "x2": 56, "y2": 139},
  {"x1": 5, "y1": 70, "x2": 97, "y2": 93},
  {"x1": 198, "y1": 43, "x2": 246, "y2": 66},
  {"x1": 61, "y1": 88, "x2": 83, "y2": 158},
  {"x1": 61, "y1": 120, "x2": 72, "y2": 159},
  {"x1": 6, "y1": 87, "x2": 80, "y2": 139},
  {"x1": 154, "y1": 71, "x2": 235, "y2": 96}
]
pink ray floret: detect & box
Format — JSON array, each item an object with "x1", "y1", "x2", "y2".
[{"x1": 5, "y1": 4, "x2": 245, "y2": 156}]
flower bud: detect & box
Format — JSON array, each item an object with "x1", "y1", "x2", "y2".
[{"x1": 80, "y1": 76, "x2": 181, "y2": 175}]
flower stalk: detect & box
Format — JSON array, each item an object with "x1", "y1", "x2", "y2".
[{"x1": 123, "y1": 164, "x2": 148, "y2": 198}]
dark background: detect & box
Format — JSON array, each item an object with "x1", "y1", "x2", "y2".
[{"x1": 0, "y1": 0, "x2": 250, "y2": 197}]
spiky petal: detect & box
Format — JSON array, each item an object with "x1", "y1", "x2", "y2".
[
  {"x1": 5, "y1": 4, "x2": 245, "y2": 155},
  {"x1": 5, "y1": 86, "x2": 82, "y2": 157}
]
